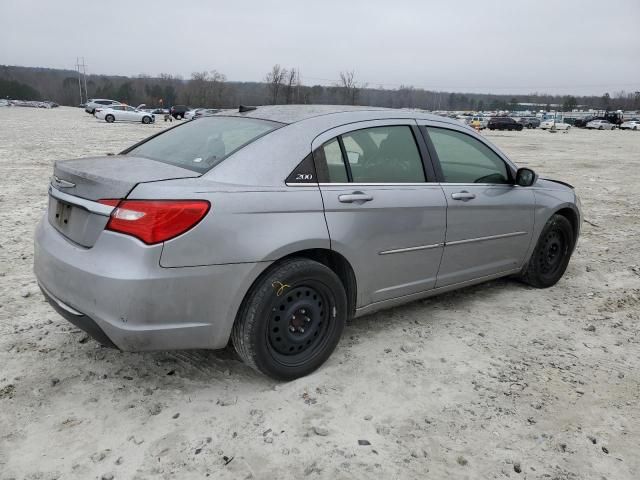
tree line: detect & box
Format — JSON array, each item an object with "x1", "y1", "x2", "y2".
[{"x1": 1, "y1": 64, "x2": 638, "y2": 112}]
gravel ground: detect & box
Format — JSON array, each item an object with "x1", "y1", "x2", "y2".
[{"x1": 0, "y1": 107, "x2": 639, "y2": 480}]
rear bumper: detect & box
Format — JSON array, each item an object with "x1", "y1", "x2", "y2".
[
  {"x1": 40, "y1": 283, "x2": 118, "y2": 349},
  {"x1": 34, "y1": 215, "x2": 269, "y2": 351}
]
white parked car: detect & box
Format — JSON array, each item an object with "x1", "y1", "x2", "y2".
[
  {"x1": 619, "y1": 119, "x2": 640, "y2": 130},
  {"x1": 586, "y1": 119, "x2": 615, "y2": 130},
  {"x1": 540, "y1": 119, "x2": 571, "y2": 130},
  {"x1": 85, "y1": 99, "x2": 121, "y2": 114},
  {"x1": 95, "y1": 105, "x2": 155, "y2": 124},
  {"x1": 184, "y1": 108, "x2": 205, "y2": 120}
]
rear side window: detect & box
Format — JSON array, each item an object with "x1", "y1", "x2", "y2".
[
  {"x1": 315, "y1": 125, "x2": 425, "y2": 183},
  {"x1": 426, "y1": 127, "x2": 510, "y2": 184},
  {"x1": 125, "y1": 117, "x2": 282, "y2": 173},
  {"x1": 317, "y1": 138, "x2": 348, "y2": 182}
]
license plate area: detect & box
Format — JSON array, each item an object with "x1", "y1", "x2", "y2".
[
  {"x1": 47, "y1": 195, "x2": 110, "y2": 247},
  {"x1": 54, "y1": 199, "x2": 73, "y2": 227}
]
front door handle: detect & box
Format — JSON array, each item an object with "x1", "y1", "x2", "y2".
[
  {"x1": 451, "y1": 191, "x2": 476, "y2": 201},
  {"x1": 338, "y1": 192, "x2": 373, "y2": 203}
]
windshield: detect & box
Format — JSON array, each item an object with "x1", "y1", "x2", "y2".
[{"x1": 124, "y1": 116, "x2": 282, "y2": 173}]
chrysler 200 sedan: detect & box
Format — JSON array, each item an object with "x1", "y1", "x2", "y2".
[{"x1": 34, "y1": 106, "x2": 581, "y2": 379}]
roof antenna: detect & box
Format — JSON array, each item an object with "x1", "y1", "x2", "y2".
[{"x1": 238, "y1": 105, "x2": 257, "y2": 113}]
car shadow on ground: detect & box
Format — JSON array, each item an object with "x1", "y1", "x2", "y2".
[{"x1": 67, "y1": 277, "x2": 529, "y2": 387}]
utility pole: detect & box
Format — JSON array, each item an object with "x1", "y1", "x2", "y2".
[
  {"x1": 82, "y1": 57, "x2": 88, "y2": 103},
  {"x1": 75, "y1": 57, "x2": 88, "y2": 104},
  {"x1": 75, "y1": 57, "x2": 83, "y2": 104}
]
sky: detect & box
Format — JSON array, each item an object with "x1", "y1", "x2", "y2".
[{"x1": 1, "y1": 0, "x2": 639, "y2": 96}]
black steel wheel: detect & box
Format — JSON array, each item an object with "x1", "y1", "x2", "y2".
[
  {"x1": 266, "y1": 283, "x2": 333, "y2": 366},
  {"x1": 521, "y1": 214, "x2": 574, "y2": 288},
  {"x1": 232, "y1": 258, "x2": 347, "y2": 380}
]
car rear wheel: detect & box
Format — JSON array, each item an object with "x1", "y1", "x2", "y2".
[
  {"x1": 599, "y1": 126, "x2": 603, "y2": 130},
  {"x1": 520, "y1": 214, "x2": 574, "y2": 288},
  {"x1": 142, "y1": 116, "x2": 151, "y2": 124},
  {"x1": 176, "y1": 113, "x2": 184, "y2": 120},
  {"x1": 105, "y1": 114, "x2": 115, "y2": 123},
  {"x1": 232, "y1": 258, "x2": 347, "y2": 380}
]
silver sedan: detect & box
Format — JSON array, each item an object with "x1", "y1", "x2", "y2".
[{"x1": 34, "y1": 106, "x2": 581, "y2": 379}]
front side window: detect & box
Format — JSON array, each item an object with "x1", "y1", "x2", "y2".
[
  {"x1": 315, "y1": 125, "x2": 425, "y2": 183},
  {"x1": 427, "y1": 127, "x2": 510, "y2": 184},
  {"x1": 125, "y1": 116, "x2": 282, "y2": 173}
]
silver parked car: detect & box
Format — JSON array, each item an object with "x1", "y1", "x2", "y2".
[{"x1": 34, "y1": 106, "x2": 582, "y2": 379}]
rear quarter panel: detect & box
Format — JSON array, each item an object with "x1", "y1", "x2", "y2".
[{"x1": 128, "y1": 180, "x2": 330, "y2": 267}]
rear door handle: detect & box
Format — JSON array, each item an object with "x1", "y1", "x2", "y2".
[
  {"x1": 451, "y1": 191, "x2": 476, "y2": 201},
  {"x1": 338, "y1": 192, "x2": 373, "y2": 203}
]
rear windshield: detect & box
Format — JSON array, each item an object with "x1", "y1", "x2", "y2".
[{"x1": 125, "y1": 116, "x2": 282, "y2": 173}]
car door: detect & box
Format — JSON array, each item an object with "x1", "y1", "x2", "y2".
[
  {"x1": 122, "y1": 106, "x2": 137, "y2": 121},
  {"x1": 312, "y1": 120, "x2": 447, "y2": 307},
  {"x1": 420, "y1": 124, "x2": 535, "y2": 287}
]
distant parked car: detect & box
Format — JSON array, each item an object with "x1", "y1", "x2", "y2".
[
  {"x1": 184, "y1": 108, "x2": 204, "y2": 120},
  {"x1": 170, "y1": 105, "x2": 190, "y2": 120},
  {"x1": 619, "y1": 119, "x2": 640, "y2": 130},
  {"x1": 85, "y1": 99, "x2": 121, "y2": 114},
  {"x1": 469, "y1": 116, "x2": 489, "y2": 130},
  {"x1": 488, "y1": 117, "x2": 523, "y2": 131},
  {"x1": 517, "y1": 117, "x2": 541, "y2": 129},
  {"x1": 95, "y1": 105, "x2": 155, "y2": 124},
  {"x1": 540, "y1": 119, "x2": 571, "y2": 131},
  {"x1": 586, "y1": 119, "x2": 615, "y2": 130},
  {"x1": 193, "y1": 108, "x2": 221, "y2": 119},
  {"x1": 573, "y1": 117, "x2": 595, "y2": 128}
]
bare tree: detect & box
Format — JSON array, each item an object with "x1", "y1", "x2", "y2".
[
  {"x1": 284, "y1": 68, "x2": 300, "y2": 104},
  {"x1": 337, "y1": 71, "x2": 365, "y2": 105},
  {"x1": 185, "y1": 70, "x2": 227, "y2": 107},
  {"x1": 265, "y1": 64, "x2": 287, "y2": 104}
]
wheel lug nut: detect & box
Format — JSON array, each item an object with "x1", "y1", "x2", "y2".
[
  {"x1": 289, "y1": 326, "x2": 296, "y2": 333},
  {"x1": 300, "y1": 309, "x2": 306, "y2": 314},
  {"x1": 305, "y1": 317, "x2": 311, "y2": 323},
  {"x1": 299, "y1": 327, "x2": 305, "y2": 333}
]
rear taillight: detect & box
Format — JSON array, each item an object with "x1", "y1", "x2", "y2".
[{"x1": 98, "y1": 199, "x2": 210, "y2": 244}]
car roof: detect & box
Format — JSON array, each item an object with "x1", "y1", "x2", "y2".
[{"x1": 214, "y1": 104, "x2": 457, "y2": 126}]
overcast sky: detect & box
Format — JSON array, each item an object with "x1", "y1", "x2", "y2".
[{"x1": 1, "y1": 0, "x2": 638, "y2": 95}]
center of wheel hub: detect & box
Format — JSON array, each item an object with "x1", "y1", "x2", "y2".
[{"x1": 289, "y1": 308, "x2": 311, "y2": 334}]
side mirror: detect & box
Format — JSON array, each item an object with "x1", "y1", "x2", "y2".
[{"x1": 515, "y1": 167, "x2": 537, "y2": 187}]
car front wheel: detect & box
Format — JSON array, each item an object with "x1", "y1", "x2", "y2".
[
  {"x1": 105, "y1": 114, "x2": 115, "y2": 123},
  {"x1": 520, "y1": 214, "x2": 574, "y2": 288},
  {"x1": 142, "y1": 116, "x2": 151, "y2": 124},
  {"x1": 232, "y1": 258, "x2": 348, "y2": 380}
]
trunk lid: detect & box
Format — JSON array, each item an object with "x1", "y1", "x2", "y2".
[
  {"x1": 53, "y1": 155, "x2": 200, "y2": 201},
  {"x1": 48, "y1": 155, "x2": 200, "y2": 247}
]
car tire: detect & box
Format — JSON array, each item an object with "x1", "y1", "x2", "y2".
[
  {"x1": 599, "y1": 126, "x2": 603, "y2": 130},
  {"x1": 176, "y1": 114, "x2": 184, "y2": 120},
  {"x1": 232, "y1": 258, "x2": 348, "y2": 380},
  {"x1": 634, "y1": 126, "x2": 638, "y2": 130},
  {"x1": 105, "y1": 114, "x2": 115, "y2": 123},
  {"x1": 142, "y1": 116, "x2": 151, "y2": 124},
  {"x1": 520, "y1": 214, "x2": 574, "y2": 288}
]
